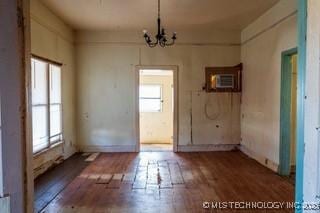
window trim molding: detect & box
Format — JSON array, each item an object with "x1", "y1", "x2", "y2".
[
  {"x1": 31, "y1": 54, "x2": 63, "y2": 67},
  {"x1": 33, "y1": 140, "x2": 64, "y2": 158}
]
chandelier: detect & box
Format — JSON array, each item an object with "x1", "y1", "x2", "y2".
[{"x1": 143, "y1": 0, "x2": 177, "y2": 47}]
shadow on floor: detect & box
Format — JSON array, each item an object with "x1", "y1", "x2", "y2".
[{"x1": 34, "y1": 153, "x2": 89, "y2": 213}]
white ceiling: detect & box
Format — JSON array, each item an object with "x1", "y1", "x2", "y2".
[{"x1": 41, "y1": 0, "x2": 279, "y2": 31}]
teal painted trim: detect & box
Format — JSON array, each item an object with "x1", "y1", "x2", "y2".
[
  {"x1": 283, "y1": 48, "x2": 298, "y2": 56},
  {"x1": 296, "y1": 0, "x2": 307, "y2": 212},
  {"x1": 279, "y1": 47, "x2": 297, "y2": 176}
]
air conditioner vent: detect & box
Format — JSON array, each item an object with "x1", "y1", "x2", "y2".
[{"x1": 216, "y1": 74, "x2": 234, "y2": 88}]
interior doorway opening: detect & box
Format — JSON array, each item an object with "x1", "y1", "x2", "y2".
[
  {"x1": 138, "y1": 68, "x2": 175, "y2": 152},
  {"x1": 279, "y1": 48, "x2": 298, "y2": 184}
]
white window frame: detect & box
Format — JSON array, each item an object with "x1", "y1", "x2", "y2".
[
  {"x1": 31, "y1": 56, "x2": 63, "y2": 154},
  {"x1": 139, "y1": 84, "x2": 163, "y2": 113}
]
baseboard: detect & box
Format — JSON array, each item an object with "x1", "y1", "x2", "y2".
[
  {"x1": 239, "y1": 145, "x2": 279, "y2": 172},
  {"x1": 33, "y1": 145, "x2": 64, "y2": 179},
  {"x1": 80, "y1": 145, "x2": 136, "y2": 153},
  {"x1": 177, "y1": 144, "x2": 239, "y2": 152},
  {"x1": 141, "y1": 142, "x2": 172, "y2": 144}
]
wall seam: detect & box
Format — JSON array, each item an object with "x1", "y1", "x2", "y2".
[
  {"x1": 241, "y1": 11, "x2": 297, "y2": 46},
  {"x1": 74, "y1": 41, "x2": 241, "y2": 47},
  {"x1": 30, "y1": 14, "x2": 74, "y2": 44}
]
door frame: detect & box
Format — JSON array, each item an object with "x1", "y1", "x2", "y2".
[
  {"x1": 134, "y1": 65, "x2": 179, "y2": 152},
  {"x1": 279, "y1": 47, "x2": 297, "y2": 176},
  {"x1": 295, "y1": 0, "x2": 307, "y2": 210}
]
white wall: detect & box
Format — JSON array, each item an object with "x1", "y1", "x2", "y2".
[
  {"x1": 303, "y1": 0, "x2": 320, "y2": 205},
  {"x1": 30, "y1": 0, "x2": 77, "y2": 177},
  {"x1": 240, "y1": 0, "x2": 297, "y2": 171},
  {"x1": 140, "y1": 74, "x2": 173, "y2": 144},
  {"x1": 76, "y1": 30, "x2": 241, "y2": 152}
]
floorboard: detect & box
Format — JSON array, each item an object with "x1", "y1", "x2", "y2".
[
  {"x1": 34, "y1": 153, "x2": 89, "y2": 213},
  {"x1": 39, "y1": 151, "x2": 294, "y2": 213}
]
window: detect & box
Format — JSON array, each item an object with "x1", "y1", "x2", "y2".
[
  {"x1": 139, "y1": 85, "x2": 162, "y2": 112},
  {"x1": 31, "y1": 58, "x2": 62, "y2": 154}
]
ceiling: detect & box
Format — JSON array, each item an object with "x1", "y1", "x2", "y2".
[{"x1": 41, "y1": 0, "x2": 279, "y2": 31}]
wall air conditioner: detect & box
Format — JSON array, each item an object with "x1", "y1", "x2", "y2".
[
  {"x1": 205, "y1": 63, "x2": 242, "y2": 93},
  {"x1": 212, "y1": 74, "x2": 234, "y2": 89}
]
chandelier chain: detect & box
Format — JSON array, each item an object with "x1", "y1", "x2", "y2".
[{"x1": 158, "y1": 0, "x2": 160, "y2": 18}]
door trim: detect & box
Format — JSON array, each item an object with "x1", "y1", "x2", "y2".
[
  {"x1": 134, "y1": 65, "x2": 179, "y2": 152},
  {"x1": 279, "y1": 47, "x2": 297, "y2": 176},
  {"x1": 296, "y1": 0, "x2": 307, "y2": 210}
]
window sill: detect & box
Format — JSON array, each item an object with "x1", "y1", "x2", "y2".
[{"x1": 33, "y1": 141, "x2": 64, "y2": 158}]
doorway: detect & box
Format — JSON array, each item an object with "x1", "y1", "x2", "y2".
[
  {"x1": 135, "y1": 66, "x2": 178, "y2": 152},
  {"x1": 279, "y1": 48, "x2": 298, "y2": 178}
]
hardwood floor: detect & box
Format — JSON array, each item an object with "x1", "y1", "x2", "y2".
[
  {"x1": 41, "y1": 151, "x2": 294, "y2": 213},
  {"x1": 34, "y1": 153, "x2": 89, "y2": 213}
]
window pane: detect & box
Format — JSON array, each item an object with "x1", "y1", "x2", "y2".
[
  {"x1": 140, "y1": 99, "x2": 161, "y2": 112},
  {"x1": 49, "y1": 65, "x2": 61, "y2": 104},
  {"x1": 31, "y1": 58, "x2": 63, "y2": 152},
  {"x1": 50, "y1": 104, "x2": 61, "y2": 142},
  {"x1": 32, "y1": 106, "x2": 48, "y2": 153},
  {"x1": 32, "y1": 59, "x2": 48, "y2": 105},
  {"x1": 140, "y1": 85, "x2": 161, "y2": 98}
]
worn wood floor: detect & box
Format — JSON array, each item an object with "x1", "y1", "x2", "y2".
[
  {"x1": 34, "y1": 153, "x2": 89, "y2": 213},
  {"x1": 41, "y1": 151, "x2": 294, "y2": 213}
]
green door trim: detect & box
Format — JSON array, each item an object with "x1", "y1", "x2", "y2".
[
  {"x1": 296, "y1": 0, "x2": 307, "y2": 211},
  {"x1": 279, "y1": 47, "x2": 297, "y2": 176}
]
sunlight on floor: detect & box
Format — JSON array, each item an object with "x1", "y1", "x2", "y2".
[{"x1": 140, "y1": 143, "x2": 173, "y2": 152}]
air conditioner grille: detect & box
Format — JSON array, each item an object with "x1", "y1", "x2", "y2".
[{"x1": 216, "y1": 74, "x2": 234, "y2": 88}]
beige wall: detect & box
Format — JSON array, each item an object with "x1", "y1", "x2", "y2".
[
  {"x1": 240, "y1": 0, "x2": 297, "y2": 171},
  {"x1": 76, "y1": 30, "x2": 241, "y2": 152},
  {"x1": 30, "y1": 0, "x2": 77, "y2": 177},
  {"x1": 140, "y1": 74, "x2": 173, "y2": 144},
  {"x1": 290, "y1": 54, "x2": 297, "y2": 166}
]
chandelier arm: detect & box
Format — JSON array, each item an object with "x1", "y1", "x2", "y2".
[
  {"x1": 144, "y1": 34, "x2": 159, "y2": 46},
  {"x1": 159, "y1": 41, "x2": 166, "y2": 47},
  {"x1": 149, "y1": 42, "x2": 158, "y2": 48},
  {"x1": 145, "y1": 37, "x2": 158, "y2": 47},
  {"x1": 165, "y1": 39, "x2": 176, "y2": 46}
]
